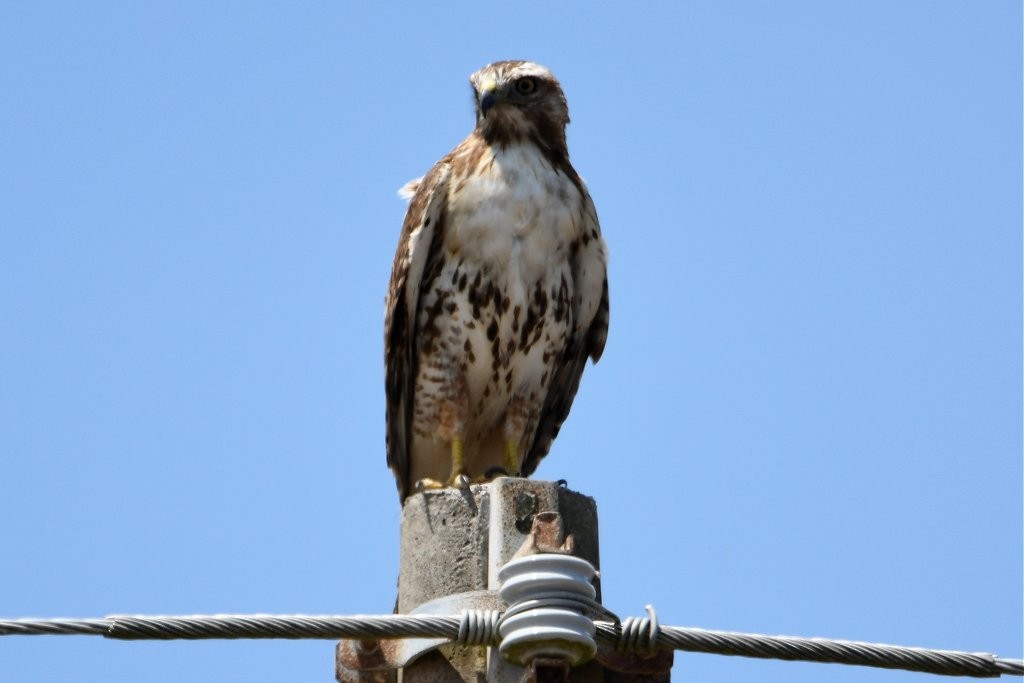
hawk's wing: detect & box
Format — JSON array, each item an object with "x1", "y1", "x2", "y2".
[
  {"x1": 521, "y1": 188, "x2": 609, "y2": 477},
  {"x1": 385, "y1": 162, "x2": 451, "y2": 501}
]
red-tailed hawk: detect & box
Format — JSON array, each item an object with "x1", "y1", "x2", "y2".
[{"x1": 385, "y1": 60, "x2": 609, "y2": 502}]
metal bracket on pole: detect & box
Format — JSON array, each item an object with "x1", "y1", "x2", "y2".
[{"x1": 335, "y1": 590, "x2": 502, "y2": 682}]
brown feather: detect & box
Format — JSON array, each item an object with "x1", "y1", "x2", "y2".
[{"x1": 384, "y1": 163, "x2": 451, "y2": 501}]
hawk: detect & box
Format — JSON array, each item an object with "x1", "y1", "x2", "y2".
[{"x1": 385, "y1": 60, "x2": 609, "y2": 502}]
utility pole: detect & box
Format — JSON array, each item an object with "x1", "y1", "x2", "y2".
[{"x1": 336, "y1": 478, "x2": 673, "y2": 682}]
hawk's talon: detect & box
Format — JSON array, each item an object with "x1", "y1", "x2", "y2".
[
  {"x1": 414, "y1": 478, "x2": 446, "y2": 493},
  {"x1": 452, "y1": 473, "x2": 471, "y2": 489},
  {"x1": 483, "y1": 466, "x2": 509, "y2": 481}
]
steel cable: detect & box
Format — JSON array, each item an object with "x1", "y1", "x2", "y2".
[{"x1": 1, "y1": 613, "x2": 1020, "y2": 678}]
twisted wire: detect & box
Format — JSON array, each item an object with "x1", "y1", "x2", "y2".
[
  {"x1": 598, "y1": 623, "x2": 1023, "y2": 679},
  {"x1": 616, "y1": 604, "x2": 658, "y2": 656},
  {"x1": 0, "y1": 618, "x2": 109, "y2": 637},
  {"x1": 106, "y1": 614, "x2": 460, "y2": 640},
  {"x1": 457, "y1": 609, "x2": 500, "y2": 646},
  {"x1": 1, "y1": 614, "x2": 1020, "y2": 678}
]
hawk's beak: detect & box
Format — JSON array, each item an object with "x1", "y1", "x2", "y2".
[
  {"x1": 478, "y1": 79, "x2": 499, "y2": 117},
  {"x1": 480, "y1": 91, "x2": 497, "y2": 117}
]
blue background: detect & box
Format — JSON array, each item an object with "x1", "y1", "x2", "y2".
[{"x1": 1, "y1": 2, "x2": 1020, "y2": 681}]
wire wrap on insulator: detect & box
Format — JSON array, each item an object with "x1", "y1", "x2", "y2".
[
  {"x1": 618, "y1": 605, "x2": 660, "y2": 655},
  {"x1": 496, "y1": 553, "x2": 599, "y2": 666},
  {"x1": 456, "y1": 609, "x2": 501, "y2": 646}
]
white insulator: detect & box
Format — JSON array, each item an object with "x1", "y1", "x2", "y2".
[{"x1": 497, "y1": 554, "x2": 598, "y2": 666}]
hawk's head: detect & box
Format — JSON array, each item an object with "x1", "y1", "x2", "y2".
[{"x1": 469, "y1": 60, "x2": 570, "y2": 158}]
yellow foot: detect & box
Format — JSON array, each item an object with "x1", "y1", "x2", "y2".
[
  {"x1": 504, "y1": 439, "x2": 520, "y2": 477},
  {"x1": 448, "y1": 436, "x2": 469, "y2": 488},
  {"x1": 413, "y1": 478, "x2": 446, "y2": 493},
  {"x1": 414, "y1": 475, "x2": 469, "y2": 493}
]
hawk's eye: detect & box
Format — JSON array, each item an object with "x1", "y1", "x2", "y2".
[{"x1": 514, "y1": 77, "x2": 538, "y2": 95}]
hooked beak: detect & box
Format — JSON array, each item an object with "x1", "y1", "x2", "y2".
[
  {"x1": 480, "y1": 91, "x2": 497, "y2": 117},
  {"x1": 478, "y1": 79, "x2": 500, "y2": 117}
]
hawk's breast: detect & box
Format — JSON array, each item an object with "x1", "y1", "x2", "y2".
[
  {"x1": 412, "y1": 142, "x2": 583, "y2": 466},
  {"x1": 445, "y1": 144, "x2": 580, "y2": 274}
]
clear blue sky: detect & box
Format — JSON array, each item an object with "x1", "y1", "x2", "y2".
[{"x1": 1, "y1": 2, "x2": 1020, "y2": 681}]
